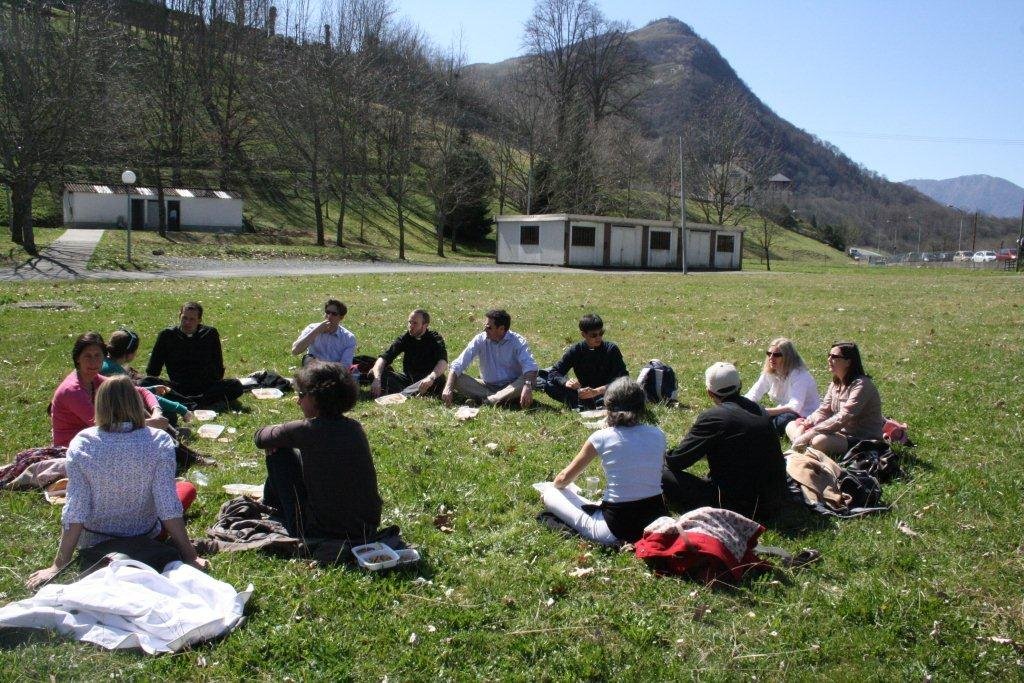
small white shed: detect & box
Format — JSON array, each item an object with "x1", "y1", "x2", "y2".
[
  {"x1": 63, "y1": 183, "x2": 244, "y2": 233},
  {"x1": 495, "y1": 214, "x2": 743, "y2": 271}
]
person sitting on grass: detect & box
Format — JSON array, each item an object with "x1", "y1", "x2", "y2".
[
  {"x1": 743, "y1": 337, "x2": 820, "y2": 438},
  {"x1": 291, "y1": 299, "x2": 357, "y2": 369},
  {"x1": 662, "y1": 362, "x2": 787, "y2": 522},
  {"x1": 28, "y1": 376, "x2": 206, "y2": 590},
  {"x1": 541, "y1": 378, "x2": 667, "y2": 545},
  {"x1": 104, "y1": 328, "x2": 192, "y2": 425},
  {"x1": 51, "y1": 332, "x2": 168, "y2": 448},
  {"x1": 542, "y1": 313, "x2": 628, "y2": 410},
  {"x1": 144, "y1": 301, "x2": 244, "y2": 409},
  {"x1": 254, "y1": 362, "x2": 382, "y2": 541},
  {"x1": 788, "y1": 341, "x2": 885, "y2": 456},
  {"x1": 368, "y1": 308, "x2": 448, "y2": 398},
  {"x1": 442, "y1": 309, "x2": 538, "y2": 408}
]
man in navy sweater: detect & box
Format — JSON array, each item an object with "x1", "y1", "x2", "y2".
[{"x1": 542, "y1": 313, "x2": 629, "y2": 409}]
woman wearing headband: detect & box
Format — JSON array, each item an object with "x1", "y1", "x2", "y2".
[
  {"x1": 541, "y1": 378, "x2": 667, "y2": 545},
  {"x1": 50, "y1": 333, "x2": 167, "y2": 448},
  {"x1": 105, "y1": 329, "x2": 191, "y2": 423}
]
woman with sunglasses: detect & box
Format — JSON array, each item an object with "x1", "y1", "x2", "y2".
[
  {"x1": 789, "y1": 342, "x2": 884, "y2": 456},
  {"x1": 744, "y1": 338, "x2": 820, "y2": 438}
]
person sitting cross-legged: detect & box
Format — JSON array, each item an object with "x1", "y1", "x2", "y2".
[
  {"x1": 743, "y1": 337, "x2": 820, "y2": 438},
  {"x1": 541, "y1": 378, "x2": 668, "y2": 545},
  {"x1": 368, "y1": 308, "x2": 448, "y2": 398},
  {"x1": 442, "y1": 309, "x2": 538, "y2": 408},
  {"x1": 254, "y1": 362, "x2": 381, "y2": 541},
  {"x1": 662, "y1": 362, "x2": 787, "y2": 522},
  {"x1": 543, "y1": 313, "x2": 628, "y2": 410}
]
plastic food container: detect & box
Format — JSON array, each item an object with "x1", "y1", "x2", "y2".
[
  {"x1": 252, "y1": 388, "x2": 284, "y2": 399},
  {"x1": 197, "y1": 423, "x2": 226, "y2": 439},
  {"x1": 396, "y1": 548, "x2": 421, "y2": 565},
  {"x1": 351, "y1": 542, "x2": 400, "y2": 571},
  {"x1": 192, "y1": 409, "x2": 218, "y2": 421}
]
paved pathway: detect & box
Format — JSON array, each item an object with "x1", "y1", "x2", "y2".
[
  {"x1": 3, "y1": 229, "x2": 105, "y2": 280},
  {"x1": 0, "y1": 230, "x2": 765, "y2": 282}
]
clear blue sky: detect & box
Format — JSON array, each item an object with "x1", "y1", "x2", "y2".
[{"x1": 390, "y1": 0, "x2": 1024, "y2": 189}]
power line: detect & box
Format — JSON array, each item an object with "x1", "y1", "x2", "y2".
[{"x1": 815, "y1": 130, "x2": 1024, "y2": 145}]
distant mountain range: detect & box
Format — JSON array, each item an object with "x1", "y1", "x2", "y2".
[{"x1": 901, "y1": 175, "x2": 1024, "y2": 219}]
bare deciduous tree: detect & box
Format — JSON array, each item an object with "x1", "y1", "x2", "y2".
[{"x1": 0, "y1": 0, "x2": 113, "y2": 253}]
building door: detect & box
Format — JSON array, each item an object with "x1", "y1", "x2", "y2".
[
  {"x1": 609, "y1": 225, "x2": 641, "y2": 266},
  {"x1": 167, "y1": 200, "x2": 181, "y2": 231},
  {"x1": 130, "y1": 199, "x2": 144, "y2": 230},
  {"x1": 145, "y1": 200, "x2": 160, "y2": 229},
  {"x1": 686, "y1": 231, "x2": 711, "y2": 268}
]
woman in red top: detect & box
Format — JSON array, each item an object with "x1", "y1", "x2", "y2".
[{"x1": 50, "y1": 332, "x2": 167, "y2": 447}]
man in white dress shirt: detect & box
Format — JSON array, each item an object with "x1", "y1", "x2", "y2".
[
  {"x1": 442, "y1": 309, "x2": 538, "y2": 408},
  {"x1": 291, "y1": 299, "x2": 357, "y2": 368}
]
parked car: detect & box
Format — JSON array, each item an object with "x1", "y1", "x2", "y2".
[
  {"x1": 953, "y1": 251, "x2": 973, "y2": 262},
  {"x1": 996, "y1": 248, "x2": 1018, "y2": 262},
  {"x1": 933, "y1": 252, "x2": 953, "y2": 262},
  {"x1": 972, "y1": 250, "x2": 997, "y2": 263},
  {"x1": 921, "y1": 252, "x2": 936, "y2": 262}
]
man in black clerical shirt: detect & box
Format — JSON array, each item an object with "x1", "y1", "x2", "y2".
[
  {"x1": 368, "y1": 309, "x2": 448, "y2": 397},
  {"x1": 542, "y1": 313, "x2": 629, "y2": 409}
]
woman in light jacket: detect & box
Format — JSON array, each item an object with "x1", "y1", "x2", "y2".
[
  {"x1": 28, "y1": 376, "x2": 205, "y2": 590},
  {"x1": 789, "y1": 341, "x2": 884, "y2": 456},
  {"x1": 744, "y1": 337, "x2": 820, "y2": 438}
]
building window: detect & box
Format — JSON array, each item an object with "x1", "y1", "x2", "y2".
[
  {"x1": 650, "y1": 231, "x2": 671, "y2": 250},
  {"x1": 520, "y1": 225, "x2": 539, "y2": 245},
  {"x1": 716, "y1": 234, "x2": 735, "y2": 252},
  {"x1": 571, "y1": 226, "x2": 596, "y2": 247}
]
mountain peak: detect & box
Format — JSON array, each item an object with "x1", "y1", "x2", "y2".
[{"x1": 639, "y1": 17, "x2": 698, "y2": 37}]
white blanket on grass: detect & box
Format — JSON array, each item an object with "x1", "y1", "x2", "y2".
[{"x1": 0, "y1": 559, "x2": 252, "y2": 654}]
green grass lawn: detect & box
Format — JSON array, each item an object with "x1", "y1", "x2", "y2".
[
  {"x1": 0, "y1": 228, "x2": 66, "y2": 268},
  {"x1": 1, "y1": 268, "x2": 1021, "y2": 678}
]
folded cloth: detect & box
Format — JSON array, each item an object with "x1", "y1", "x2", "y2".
[
  {"x1": 0, "y1": 559, "x2": 252, "y2": 654},
  {"x1": 8, "y1": 458, "x2": 68, "y2": 490},
  {"x1": 0, "y1": 447, "x2": 66, "y2": 488}
]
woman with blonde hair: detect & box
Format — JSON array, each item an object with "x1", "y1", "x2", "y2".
[
  {"x1": 744, "y1": 337, "x2": 820, "y2": 439},
  {"x1": 27, "y1": 376, "x2": 206, "y2": 590}
]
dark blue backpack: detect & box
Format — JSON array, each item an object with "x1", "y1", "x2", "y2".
[{"x1": 636, "y1": 360, "x2": 677, "y2": 403}]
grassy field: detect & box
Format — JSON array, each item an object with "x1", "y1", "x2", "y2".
[{"x1": 1, "y1": 267, "x2": 1021, "y2": 679}]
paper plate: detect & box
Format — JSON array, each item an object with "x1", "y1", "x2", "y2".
[
  {"x1": 252, "y1": 387, "x2": 284, "y2": 399},
  {"x1": 44, "y1": 478, "x2": 69, "y2": 505},
  {"x1": 454, "y1": 405, "x2": 479, "y2": 421},
  {"x1": 197, "y1": 423, "x2": 226, "y2": 439},
  {"x1": 578, "y1": 409, "x2": 607, "y2": 419},
  {"x1": 374, "y1": 393, "x2": 407, "y2": 406},
  {"x1": 223, "y1": 483, "x2": 264, "y2": 497},
  {"x1": 192, "y1": 409, "x2": 218, "y2": 421}
]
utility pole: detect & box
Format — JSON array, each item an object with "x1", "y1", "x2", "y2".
[
  {"x1": 678, "y1": 135, "x2": 688, "y2": 275},
  {"x1": 971, "y1": 212, "x2": 978, "y2": 252},
  {"x1": 1017, "y1": 200, "x2": 1023, "y2": 272}
]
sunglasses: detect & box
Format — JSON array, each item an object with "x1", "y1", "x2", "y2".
[
  {"x1": 765, "y1": 351, "x2": 782, "y2": 358},
  {"x1": 325, "y1": 310, "x2": 342, "y2": 317},
  {"x1": 827, "y1": 353, "x2": 846, "y2": 360}
]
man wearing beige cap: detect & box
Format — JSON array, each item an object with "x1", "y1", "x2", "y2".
[{"x1": 661, "y1": 362, "x2": 787, "y2": 521}]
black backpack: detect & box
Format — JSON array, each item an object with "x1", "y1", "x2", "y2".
[
  {"x1": 636, "y1": 360, "x2": 677, "y2": 403},
  {"x1": 837, "y1": 469, "x2": 882, "y2": 508}
]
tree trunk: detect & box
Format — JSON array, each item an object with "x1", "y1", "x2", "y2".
[
  {"x1": 11, "y1": 180, "x2": 36, "y2": 254},
  {"x1": 396, "y1": 193, "x2": 405, "y2": 260},
  {"x1": 335, "y1": 172, "x2": 348, "y2": 247},
  {"x1": 435, "y1": 207, "x2": 445, "y2": 258},
  {"x1": 311, "y1": 167, "x2": 325, "y2": 246},
  {"x1": 156, "y1": 175, "x2": 167, "y2": 238}
]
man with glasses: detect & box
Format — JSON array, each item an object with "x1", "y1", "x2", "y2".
[
  {"x1": 542, "y1": 313, "x2": 628, "y2": 410},
  {"x1": 442, "y1": 309, "x2": 538, "y2": 408},
  {"x1": 367, "y1": 309, "x2": 448, "y2": 398},
  {"x1": 291, "y1": 299, "x2": 357, "y2": 368}
]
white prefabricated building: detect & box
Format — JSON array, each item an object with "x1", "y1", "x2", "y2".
[
  {"x1": 495, "y1": 214, "x2": 743, "y2": 271},
  {"x1": 63, "y1": 183, "x2": 244, "y2": 233}
]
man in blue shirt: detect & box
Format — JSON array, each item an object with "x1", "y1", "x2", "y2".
[
  {"x1": 542, "y1": 313, "x2": 628, "y2": 409},
  {"x1": 291, "y1": 299, "x2": 357, "y2": 368},
  {"x1": 442, "y1": 309, "x2": 539, "y2": 408}
]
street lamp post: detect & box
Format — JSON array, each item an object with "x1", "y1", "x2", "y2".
[{"x1": 122, "y1": 170, "x2": 136, "y2": 262}]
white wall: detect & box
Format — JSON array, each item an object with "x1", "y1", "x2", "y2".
[
  {"x1": 64, "y1": 193, "x2": 130, "y2": 226},
  {"x1": 714, "y1": 232, "x2": 741, "y2": 269},
  {"x1": 496, "y1": 219, "x2": 565, "y2": 265},
  {"x1": 63, "y1": 193, "x2": 243, "y2": 230},
  {"x1": 183, "y1": 198, "x2": 243, "y2": 228}
]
